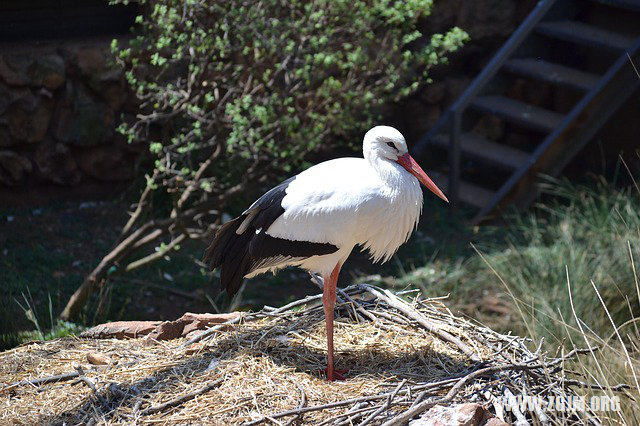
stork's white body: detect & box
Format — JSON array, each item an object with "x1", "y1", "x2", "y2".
[
  {"x1": 247, "y1": 156, "x2": 423, "y2": 278},
  {"x1": 205, "y1": 126, "x2": 447, "y2": 381}
]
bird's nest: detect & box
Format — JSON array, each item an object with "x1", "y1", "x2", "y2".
[{"x1": 0, "y1": 284, "x2": 624, "y2": 425}]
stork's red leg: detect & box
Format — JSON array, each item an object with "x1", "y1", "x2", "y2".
[{"x1": 322, "y1": 262, "x2": 343, "y2": 381}]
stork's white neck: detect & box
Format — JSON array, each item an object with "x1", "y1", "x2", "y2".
[{"x1": 365, "y1": 150, "x2": 413, "y2": 191}]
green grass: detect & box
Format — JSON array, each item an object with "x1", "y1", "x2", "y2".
[
  {"x1": 383, "y1": 176, "x2": 639, "y2": 345},
  {"x1": 373, "y1": 175, "x2": 640, "y2": 424}
]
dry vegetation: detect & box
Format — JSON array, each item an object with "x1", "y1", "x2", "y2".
[{"x1": 1, "y1": 285, "x2": 630, "y2": 425}]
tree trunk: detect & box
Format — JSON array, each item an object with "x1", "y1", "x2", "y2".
[{"x1": 59, "y1": 272, "x2": 105, "y2": 321}]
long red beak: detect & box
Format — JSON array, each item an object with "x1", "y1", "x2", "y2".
[{"x1": 396, "y1": 153, "x2": 449, "y2": 203}]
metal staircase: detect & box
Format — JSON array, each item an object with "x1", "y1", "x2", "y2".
[{"x1": 413, "y1": 0, "x2": 640, "y2": 222}]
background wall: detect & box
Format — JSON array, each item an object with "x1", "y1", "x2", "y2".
[{"x1": 6, "y1": 0, "x2": 634, "y2": 207}]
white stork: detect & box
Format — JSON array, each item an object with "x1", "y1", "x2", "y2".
[{"x1": 205, "y1": 125, "x2": 448, "y2": 381}]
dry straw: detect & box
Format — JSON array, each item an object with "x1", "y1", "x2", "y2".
[{"x1": 0, "y1": 284, "x2": 629, "y2": 425}]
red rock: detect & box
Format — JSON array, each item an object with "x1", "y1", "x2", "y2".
[
  {"x1": 180, "y1": 312, "x2": 241, "y2": 337},
  {"x1": 410, "y1": 403, "x2": 487, "y2": 426},
  {"x1": 80, "y1": 321, "x2": 161, "y2": 339},
  {"x1": 484, "y1": 418, "x2": 509, "y2": 426},
  {"x1": 80, "y1": 312, "x2": 241, "y2": 341},
  {"x1": 146, "y1": 320, "x2": 185, "y2": 341}
]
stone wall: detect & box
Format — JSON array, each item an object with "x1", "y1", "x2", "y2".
[{"x1": 0, "y1": 39, "x2": 141, "y2": 199}]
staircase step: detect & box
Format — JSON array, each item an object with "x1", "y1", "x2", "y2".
[
  {"x1": 432, "y1": 133, "x2": 529, "y2": 170},
  {"x1": 430, "y1": 172, "x2": 495, "y2": 209},
  {"x1": 471, "y1": 95, "x2": 564, "y2": 133},
  {"x1": 536, "y1": 21, "x2": 635, "y2": 51},
  {"x1": 503, "y1": 58, "x2": 600, "y2": 91},
  {"x1": 591, "y1": 0, "x2": 640, "y2": 12}
]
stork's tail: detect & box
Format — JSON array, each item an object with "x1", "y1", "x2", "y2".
[{"x1": 204, "y1": 215, "x2": 252, "y2": 297}]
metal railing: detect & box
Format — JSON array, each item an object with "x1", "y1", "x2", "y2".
[{"x1": 412, "y1": 0, "x2": 558, "y2": 207}]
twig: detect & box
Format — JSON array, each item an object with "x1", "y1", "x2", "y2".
[
  {"x1": 359, "y1": 284, "x2": 481, "y2": 362},
  {"x1": 562, "y1": 379, "x2": 631, "y2": 392},
  {"x1": 284, "y1": 386, "x2": 307, "y2": 426},
  {"x1": 243, "y1": 376, "x2": 460, "y2": 426},
  {"x1": 319, "y1": 405, "x2": 380, "y2": 425},
  {"x1": 181, "y1": 286, "x2": 367, "y2": 348},
  {"x1": 1, "y1": 371, "x2": 80, "y2": 394},
  {"x1": 359, "y1": 379, "x2": 407, "y2": 426},
  {"x1": 337, "y1": 288, "x2": 377, "y2": 323},
  {"x1": 380, "y1": 348, "x2": 595, "y2": 426},
  {"x1": 503, "y1": 387, "x2": 528, "y2": 426},
  {"x1": 138, "y1": 378, "x2": 224, "y2": 416},
  {"x1": 181, "y1": 313, "x2": 246, "y2": 347},
  {"x1": 73, "y1": 375, "x2": 109, "y2": 410}
]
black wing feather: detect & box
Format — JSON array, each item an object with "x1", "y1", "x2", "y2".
[{"x1": 204, "y1": 176, "x2": 339, "y2": 297}]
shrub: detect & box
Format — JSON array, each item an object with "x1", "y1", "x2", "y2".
[{"x1": 60, "y1": 0, "x2": 467, "y2": 319}]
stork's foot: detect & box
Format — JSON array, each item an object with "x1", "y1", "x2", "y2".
[{"x1": 321, "y1": 367, "x2": 349, "y2": 382}]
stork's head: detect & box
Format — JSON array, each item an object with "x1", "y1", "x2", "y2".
[{"x1": 363, "y1": 125, "x2": 448, "y2": 203}]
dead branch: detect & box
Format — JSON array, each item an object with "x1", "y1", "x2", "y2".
[
  {"x1": 380, "y1": 348, "x2": 597, "y2": 426},
  {"x1": 358, "y1": 284, "x2": 481, "y2": 362},
  {"x1": 1, "y1": 371, "x2": 80, "y2": 394},
  {"x1": 137, "y1": 378, "x2": 224, "y2": 416}
]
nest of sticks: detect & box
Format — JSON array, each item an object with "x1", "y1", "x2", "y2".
[{"x1": 0, "y1": 284, "x2": 627, "y2": 425}]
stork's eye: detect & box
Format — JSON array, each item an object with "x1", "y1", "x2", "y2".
[{"x1": 386, "y1": 142, "x2": 396, "y2": 150}]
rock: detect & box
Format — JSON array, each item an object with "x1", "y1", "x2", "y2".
[
  {"x1": 76, "y1": 145, "x2": 133, "y2": 181},
  {"x1": 484, "y1": 418, "x2": 509, "y2": 426},
  {"x1": 179, "y1": 313, "x2": 241, "y2": 337},
  {"x1": 86, "y1": 351, "x2": 111, "y2": 365},
  {"x1": 0, "y1": 54, "x2": 32, "y2": 86},
  {"x1": 79, "y1": 312, "x2": 241, "y2": 341},
  {"x1": 80, "y1": 321, "x2": 161, "y2": 339},
  {"x1": 76, "y1": 47, "x2": 106, "y2": 75},
  {"x1": 4, "y1": 88, "x2": 53, "y2": 143},
  {"x1": 146, "y1": 312, "x2": 241, "y2": 341},
  {"x1": 87, "y1": 68, "x2": 127, "y2": 110},
  {"x1": 0, "y1": 150, "x2": 32, "y2": 186},
  {"x1": 35, "y1": 140, "x2": 82, "y2": 185},
  {"x1": 0, "y1": 53, "x2": 65, "y2": 89},
  {"x1": 32, "y1": 54, "x2": 66, "y2": 90},
  {"x1": 53, "y1": 81, "x2": 114, "y2": 146},
  {"x1": 409, "y1": 403, "x2": 487, "y2": 426},
  {"x1": 146, "y1": 320, "x2": 185, "y2": 341}
]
